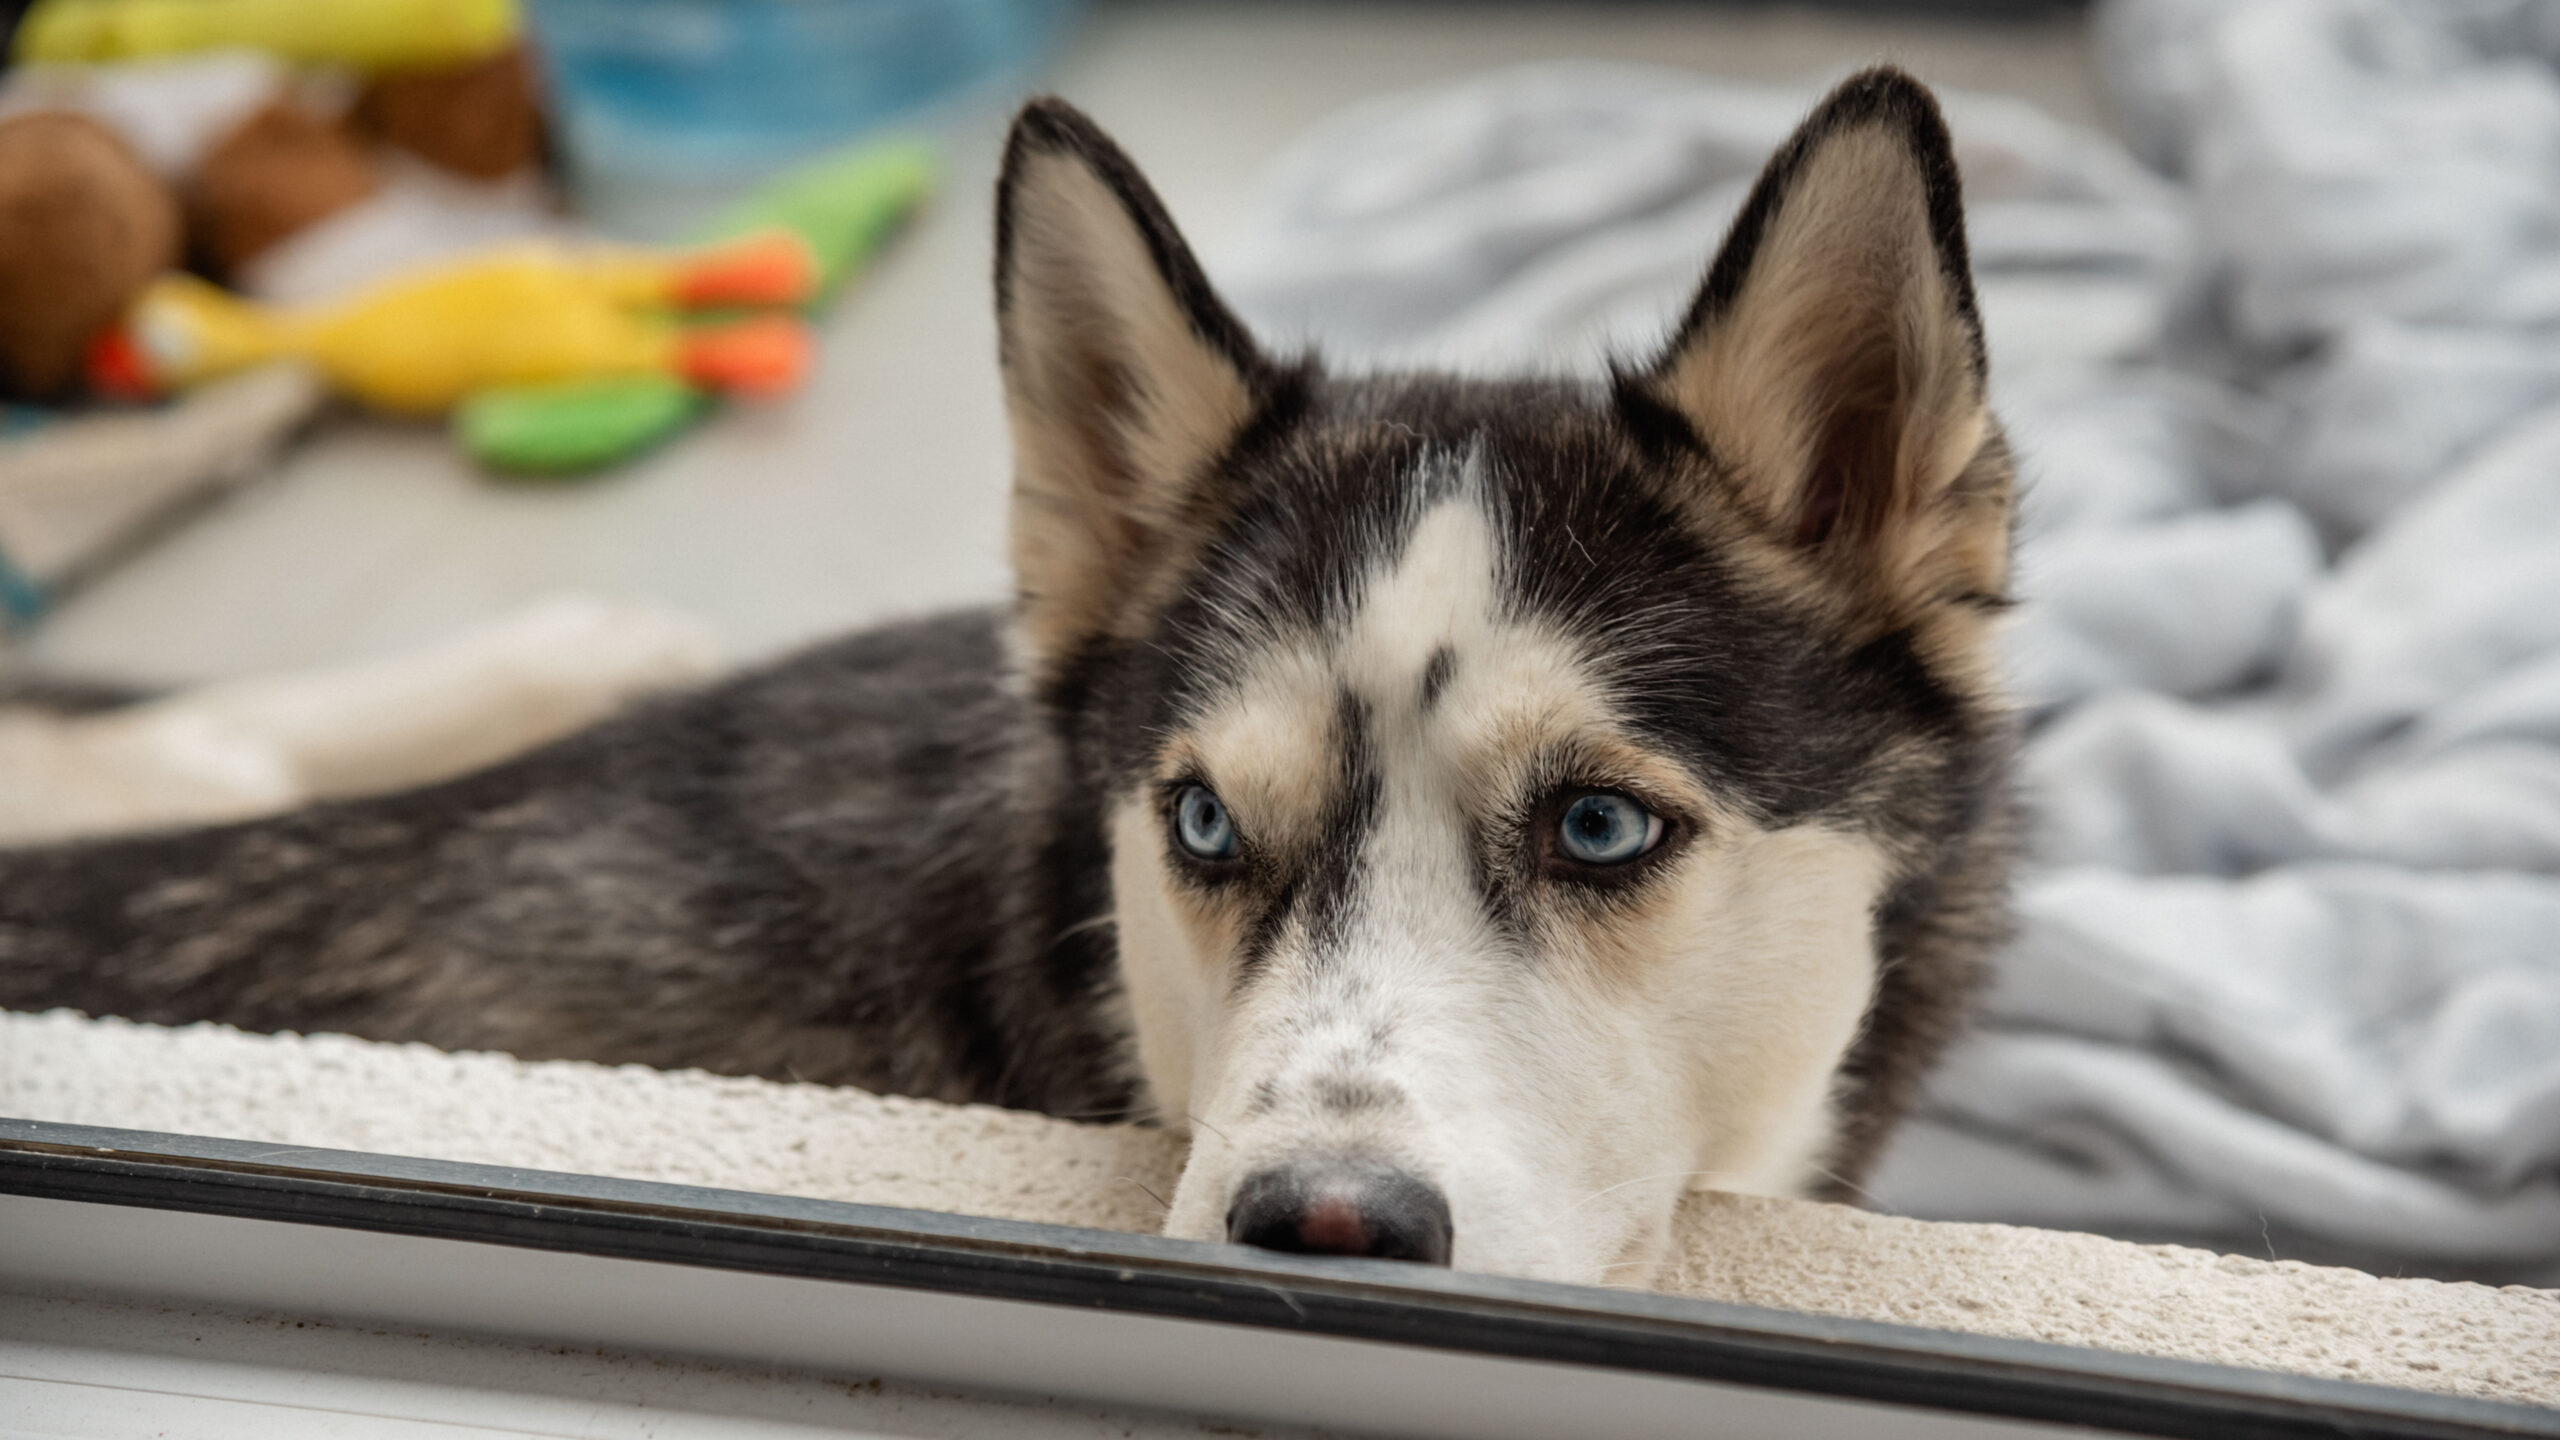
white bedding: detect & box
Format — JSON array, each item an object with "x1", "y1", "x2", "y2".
[{"x1": 1210, "y1": 0, "x2": 2560, "y2": 1282}]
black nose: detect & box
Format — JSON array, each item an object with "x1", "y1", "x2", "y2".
[{"x1": 1225, "y1": 1157, "x2": 1453, "y2": 1265}]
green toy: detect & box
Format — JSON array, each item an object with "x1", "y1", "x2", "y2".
[
  {"x1": 458, "y1": 137, "x2": 936, "y2": 478},
  {"x1": 712, "y1": 137, "x2": 938, "y2": 302},
  {"x1": 453, "y1": 374, "x2": 706, "y2": 476}
]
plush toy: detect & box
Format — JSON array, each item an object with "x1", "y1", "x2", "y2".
[
  {"x1": 452, "y1": 374, "x2": 708, "y2": 475},
  {"x1": 0, "y1": 111, "x2": 180, "y2": 399},
  {"x1": 455, "y1": 137, "x2": 937, "y2": 475},
  {"x1": 1, "y1": 36, "x2": 925, "y2": 475},
  {"x1": 712, "y1": 136, "x2": 939, "y2": 304},
  {"x1": 90, "y1": 232, "x2": 820, "y2": 415},
  {"x1": 13, "y1": 0, "x2": 518, "y2": 72}
]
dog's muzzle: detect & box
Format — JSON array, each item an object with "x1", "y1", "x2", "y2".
[{"x1": 1225, "y1": 1154, "x2": 1453, "y2": 1265}]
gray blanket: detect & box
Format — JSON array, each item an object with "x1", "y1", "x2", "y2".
[{"x1": 1212, "y1": 0, "x2": 2560, "y2": 1282}]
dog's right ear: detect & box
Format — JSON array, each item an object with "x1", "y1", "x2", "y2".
[{"x1": 996, "y1": 99, "x2": 1285, "y2": 695}]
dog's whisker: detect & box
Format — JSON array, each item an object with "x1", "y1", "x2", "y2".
[
  {"x1": 1022, "y1": 1103, "x2": 1146, "y2": 1121},
  {"x1": 1117, "y1": 1176, "x2": 1171, "y2": 1211},
  {"x1": 1185, "y1": 1113, "x2": 1231, "y2": 1143},
  {"x1": 1054, "y1": 912, "x2": 1118, "y2": 942},
  {"x1": 1569, "y1": 1169, "x2": 1732, "y2": 1215},
  {"x1": 1805, "y1": 1163, "x2": 1878, "y2": 1205}
]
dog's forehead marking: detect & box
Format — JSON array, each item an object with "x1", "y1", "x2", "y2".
[
  {"x1": 1417, "y1": 646, "x2": 1455, "y2": 712},
  {"x1": 1181, "y1": 460, "x2": 1635, "y2": 844},
  {"x1": 1178, "y1": 490, "x2": 1495, "y2": 881},
  {"x1": 1336, "y1": 489, "x2": 1511, "y2": 954},
  {"x1": 1340, "y1": 489, "x2": 1502, "y2": 717}
]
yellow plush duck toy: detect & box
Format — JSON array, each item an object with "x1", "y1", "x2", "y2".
[{"x1": 89, "y1": 232, "x2": 819, "y2": 416}]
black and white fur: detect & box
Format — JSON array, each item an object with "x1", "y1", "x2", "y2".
[{"x1": 0, "y1": 70, "x2": 2015, "y2": 1285}]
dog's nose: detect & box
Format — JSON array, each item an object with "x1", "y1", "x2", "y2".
[{"x1": 1225, "y1": 1157, "x2": 1453, "y2": 1265}]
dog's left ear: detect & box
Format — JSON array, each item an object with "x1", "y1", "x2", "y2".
[
  {"x1": 995, "y1": 98, "x2": 1289, "y2": 695},
  {"x1": 1631, "y1": 68, "x2": 2006, "y2": 622}
]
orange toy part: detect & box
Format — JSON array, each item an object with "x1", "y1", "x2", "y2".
[
  {"x1": 82, "y1": 324, "x2": 155, "y2": 399},
  {"x1": 668, "y1": 232, "x2": 820, "y2": 310},
  {"x1": 676, "y1": 315, "x2": 811, "y2": 397}
]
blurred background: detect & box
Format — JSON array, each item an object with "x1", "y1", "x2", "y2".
[
  {"x1": 3, "y1": 0, "x2": 2557, "y2": 1288},
  {"x1": 0, "y1": 0, "x2": 2098, "y2": 681}
]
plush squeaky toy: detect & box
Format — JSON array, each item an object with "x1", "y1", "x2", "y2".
[
  {"x1": 12, "y1": 0, "x2": 518, "y2": 72},
  {"x1": 89, "y1": 231, "x2": 820, "y2": 415},
  {"x1": 453, "y1": 136, "x2": 938, "y2": 476},
  {"x1": 0, "y1": 111, "x2": 180, "y2": 400}
]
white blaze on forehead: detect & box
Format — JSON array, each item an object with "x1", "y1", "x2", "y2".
[
  {"x1": 1339, "y1": 486, "x2": 1628, "y2": 820},
  {"x1": 1327, "y1": 490, "x2": 1516, "y2": 1043},
  {"x1": 1341, "y1": 491, "x2": 1502, "y2": 710},
  {"x1": 1338, "y1": 489, "x2": 1522, "y2": 933}
]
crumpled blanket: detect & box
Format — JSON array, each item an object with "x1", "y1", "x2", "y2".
[{"x1": 1210, "y1": 0, "x2": 2560, "y2": 1283}]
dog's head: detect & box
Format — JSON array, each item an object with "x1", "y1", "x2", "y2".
[{"x1": 995, "y1": 70, "x2": 2013, "y2": 1285}]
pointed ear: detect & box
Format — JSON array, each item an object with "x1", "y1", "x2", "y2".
[
  {"x1": 996, "y1": 98, "x2": 1292, "y2": 694},
  {"x1": 1631, "y1": 68, "x2": 2007, "y2": 626}
]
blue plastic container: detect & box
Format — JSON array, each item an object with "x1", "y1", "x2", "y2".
[{"x1": 528, "y1": 0, "x2": 1074, "y2": 232}]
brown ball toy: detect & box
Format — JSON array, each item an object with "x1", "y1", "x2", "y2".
[{"x1": 0, "y1": 111, "x2": 181, "y2": 399}]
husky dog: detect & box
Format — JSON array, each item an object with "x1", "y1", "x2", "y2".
[{"x1": 0, "y1": 68, "x2": 2014, "y2": 1285}]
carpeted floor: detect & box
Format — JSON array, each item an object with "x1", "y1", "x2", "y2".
[{"x1": 4, "y1": 1008, "x2": 2551, "y2": 1410}]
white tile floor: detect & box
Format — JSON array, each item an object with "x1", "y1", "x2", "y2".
[{"x1": 14, "y1": 2, "x2": 2098, "y2": 687}]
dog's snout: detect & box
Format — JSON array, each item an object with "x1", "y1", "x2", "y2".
[{"x1": 1225, "y1": 1158, "x2": 1453, "y2": 1265}]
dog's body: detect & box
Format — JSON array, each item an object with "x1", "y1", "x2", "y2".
[
  {"x1": 0, "y1": 71, "x2": 2017, "y2": 1284},
  {"x1": 0, "y1": 610, "x2": 1138, "y2": 1115}
]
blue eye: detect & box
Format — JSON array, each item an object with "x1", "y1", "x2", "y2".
[
  {"x1": 1174, "y1": 784, "x2": 1238, "y2": 860},
  {"x1": 1556, "y1": 792, "x2": 1664, "y2": 866}
]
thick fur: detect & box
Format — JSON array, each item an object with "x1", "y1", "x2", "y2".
[
  {"x1": 0, "y1": 614, "x2": 1134, "y2": 1117},
  {"x1": 0, "y1": 70, "x2": 2015, "y2": 1285}
]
